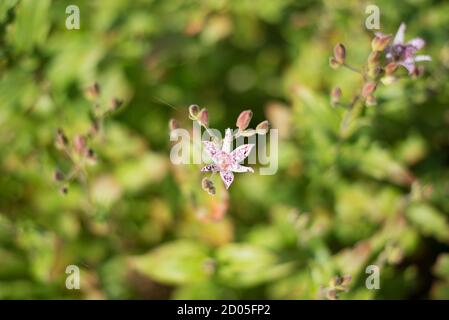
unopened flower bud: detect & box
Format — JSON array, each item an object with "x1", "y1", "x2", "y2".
[
  {"x1": 366, "y1": 95, "x2": 377, "y2": 106},
  {"x1": 111, "y1": 98, "x2": 123, "y2": 110},
  {"x1": 385, "y1": 62, "x2": 398, "y2": 75},
  {"x1": 256, "y1": 120, "x2": 269, "y2": 135},
  {"x1": 85, "y1": 148, "x2": 95, "y2": 159},
  {"x1": 53, "y1": 170, "x2": 64, "y2": 182},
  {"x1": 55, "y1": 128, "x2": 68, "y2": 149},
  {"x1": 189, "y1": 104, "x2": 200, "y2": 118},
  {"x1": 208, "y1": 186, "x2": 216, "y2": 195},
  {"x1": 329, "y1": 57, "x2": 340, "y2": 69},
  {"x1": 333, "y1": 43, "x2": 346, "y2": 64},
  {"x1": 362, "y1": 81, "x2": 377, "y2": 97},
  {"x1": 202, "y1": 177, "x2": 213, "y2": 190},
  {"x1": 341, "y1": 275, "x2": 352, "y2": 287},
  {"x1": 198, "y1": 108, "x2": 209, "y2": 126},
  {"x1": 85, "y1": 82, "x2": 101, "y2": 100},
  {"x1": 73, "y1": 135, "x2": 87, "y2": 154},
  {"x1": 60, "y1": 186, "x2": 69, "y2": 195},
  {"x1": 169, "y1": 118, "x2": 179, "y2": 131},
  {"x1": 331, "y1": 87, "x2": 342, "y2": 107},
  {"x1": 236, "y1": 110, "x2": 253, "y2": 131},
  {"x1": 201, "y1": 177, "x2": 215, "y2": 195},
  {"x1": 371, "y1": 34, "x2": 392, "y2": 52},
  {"x1": 326, "y1": 289, "x2": 338, "y2": 300},
  {"x1": 368, "y1": 51, "x2": 381, "y2": 66}
]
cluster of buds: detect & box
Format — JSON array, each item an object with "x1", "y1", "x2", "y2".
[
  {"x1": 54, "y1": 82, "x2": 123, "y2": 194},
  {"x1": 169, "y1": 105, "x2": 269, "y2": 194},
  {"x1": 201, "y1": 177, "x2": 216, "y2": 195},
  {"x1": 235, "y1": 110, "x2": 269, "y2": 137},
  {"x1": 330, "y1": 23, "x2": 431, "y2": 109},
  {"x1": 319, "y1": 275, "x2": 352, "y2": 300}
]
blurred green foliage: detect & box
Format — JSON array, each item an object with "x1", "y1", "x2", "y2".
[{"x1": 1, "y1": 0, "x2": 449, "y2": 299}]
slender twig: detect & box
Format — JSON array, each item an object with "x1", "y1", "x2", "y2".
[{"x1": 342, "y1": 63, "x2": 362, "y2": 74}]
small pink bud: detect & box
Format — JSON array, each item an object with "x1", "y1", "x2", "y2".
[
  {"x1": 236, "y1": 110, "x2": 253, "y2": 131},
  {"x1": 333, "y1": 43, "x2": 346, "y2": 64},
  {"x1": 362, "y1": 82, "x2": 377, "y2": 97},
  {"x1": 385, "y1": 62, "x2": 398, "y2": 75},
  {"x1": 331, "y1": 87, "x2": 342, "y2": 107},
  {"x1": 73, "y1": 135, "x2": 87, "y2": 154},
  {"x1": 189, "y1": 104, "x2": 200, "y2": 118},
  {"x1": 198, "y1": 108, "x2": 209, "y2": 126},
  {"x1": 371, "y1": 34, "x2": 392, "y2": 52},
  {"x1": 169, "y1": 118, "x2": 179, "y2": 131},
  {"x1": 256, "y1": 120, "x2": 269, "y2": 134}
]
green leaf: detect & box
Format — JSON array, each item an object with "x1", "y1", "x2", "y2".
[
  {"x1": 406, "y1": 203, "x2": 449, "y2": 242},
  {"x1": 130, "y1": 240, "x2": 211, "y2": 285},
  {"x1": 0, "y1": 0, "x2": 18, "y2": 22},
  {"x1": 216, "y1": 244, "x2": 293, "y2": 288},
  {"x1": 433, "y1": 254, "x2": 449, "y2": 280},
  {"x1": 6, "y1": 0, "x2": 50, "y2": 53}
]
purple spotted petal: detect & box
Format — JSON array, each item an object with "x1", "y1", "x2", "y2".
[
  {"x1": 201, "y1": 164, "x2": 219, "y2": 172},
  {"x1": 399, "y1": 60, "x2": 416, "y2": 74},
  {"x1": 231, "y1": 144, "x2": 254, "y2": 163},
  {"x1": 203, "y1": 141, "x2": 220, "y2": 162},
  {"x1": 220, "y1": 170, "x2": 234, "y2": 189},
  {"x1": 231, "y1": 164, "x2": 254, "y2": 173},
  {"x1": 414, "y1": 55, "x2": 431, "y2": 62},
  {"x1": 407, "y1": 37, "x2": 425, "y2": 50},
  {"x1": 394, "y1": 22, "x2": 406, "y2": 45},
  {"x1": 222, "y1": 128, "x2": 233, "y2": 153}
]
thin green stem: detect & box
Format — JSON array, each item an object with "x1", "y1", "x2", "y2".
[{"x1": 342, "y1": 63, "x2": 362, "y2": 75}]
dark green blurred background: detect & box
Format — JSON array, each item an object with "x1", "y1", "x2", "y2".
[{"x1": 0, "y1": 0, "x2": 449, "y2": 299}]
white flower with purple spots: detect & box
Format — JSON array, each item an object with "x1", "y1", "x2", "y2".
[
  {"x1": 201, "y1": 128, "x2": 254, "y2": 189},
  {"x1": 383, "y1": 22, "x2": 431, "y2": 75}
]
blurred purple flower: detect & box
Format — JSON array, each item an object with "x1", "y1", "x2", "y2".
[
  {"x1": 201, "y1": 128, "x2": 254, "y2": 189},
  {"x1": 382, "y1": 23, "x2": 431, "y2": 75}
]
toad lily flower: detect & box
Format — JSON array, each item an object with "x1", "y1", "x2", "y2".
[
  {"x1": 384, "y1": 22, "x2": 431, "y2": 75},
  {"x1": 201, "y1": 128, "x2": 254, "y2": 189}
]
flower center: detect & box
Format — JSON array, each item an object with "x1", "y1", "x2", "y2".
[
  {"x1": 392, "y1": 44, "x2": 405, "y2": 60},
  {"x1": 217, "y1": 152, "x2": 232, "y2": 171}
]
